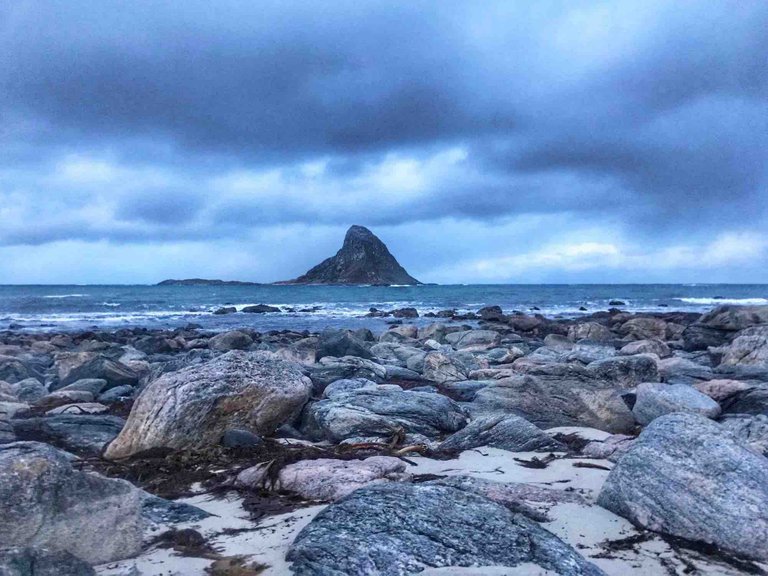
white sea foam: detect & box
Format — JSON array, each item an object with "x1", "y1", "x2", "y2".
[
  {"x1": 41, "y1": 294, "x2": 87, "y2": 299},
  {"x1": 679, "y1": 297, "x2": 768, "y2": 305}
]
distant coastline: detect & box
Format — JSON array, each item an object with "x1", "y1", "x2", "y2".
[{"x1": 157, "y1": 279, "x2": 262, "y2": 286}]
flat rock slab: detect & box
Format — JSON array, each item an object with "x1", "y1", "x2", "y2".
[
  {"x1": 12, "y1": 415, "x2": 125, "y2": 455},
  {"x1": 277, "y1": 456, "x2": 406, "y2": 501},
  {"x1": 287, "y1": 482, "x2": 604, "y2": 575}
]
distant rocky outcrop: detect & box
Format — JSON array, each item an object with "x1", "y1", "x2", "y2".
[
  {"x1": 281, "y1": 225, "x2": 421, "y2": 285},
  {"x1": 157, "y1": 279, "x2": 261, "y2": 286}
]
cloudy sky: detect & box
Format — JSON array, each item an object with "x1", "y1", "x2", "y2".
[{"x1": 1, "y1": 1, "x2": 766, "y2": 284}]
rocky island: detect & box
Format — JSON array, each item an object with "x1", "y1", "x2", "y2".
[
  {"x1": 2, "y1": 303, "x2": 768, "y2": 574},
  {"x1": 280, "y1": 225, "x2": 421, "y2": 285}
]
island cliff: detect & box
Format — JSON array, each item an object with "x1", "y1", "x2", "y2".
[{"x1": 281, "y1": 225, "x2": 421, "y2": 285}]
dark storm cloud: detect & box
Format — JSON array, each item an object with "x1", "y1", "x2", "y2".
[{"x1": 0, "y1": 0, "x2": 766, "y2": 282}]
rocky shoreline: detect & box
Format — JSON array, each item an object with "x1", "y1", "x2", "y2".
[{"x1": 2, "y1": 304, "x2": 768, "y2": 575}]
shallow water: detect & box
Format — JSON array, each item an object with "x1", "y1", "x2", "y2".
[{"x1": 1, "y1": 284, "x2": 765, "y2": 332}]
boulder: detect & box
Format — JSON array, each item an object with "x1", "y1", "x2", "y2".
[
  {"x1": 582, "y1": 434, "x2": 635, "y2": 462},
  {"x1": 719, "y1": 387, "x2": 768, "y2": 416},
  {"x1": 619, "y1": 339, "x2": 671, "y2": 358},
  {"x1": 478, "y1": 305, "x2": 505, "y2": 321},
  {"x1": 317, "y1": 329, "x2": 372, "y2": 360},
  {"x1": 444, "y1": 330, "x2": 501, "y2": 351},
  {"x1": 438, "y1": 380, "x2": 494, "y2": 402},
  {"x1": 586, "y1": 355, "x2": 659, "y2": 387},
  {"x1": 98, "y1": 385, "x2": 135, "y2": 403},
  {"x1": 301, "y1": 387, "x2": 468, "y2": 442},
  {"x1": 716, "y1": 326, "x2": 768, "y2": 367},
  {"x1": 632, "y1": 383, "x2": 721, "y2": 425},
  {"x1": 421, "y1": 351, "x2": 484, "y2": 384},
  {"x1": 208, "y1": 330, "x2": 253, "y2": 351},
  {"x1": 564, "y1": 342, "x2": 616, "y2": 364},
  {"x1": 438, "y1": 414, "x2": 564, "y2": 453},
  {"x1": 719, "y1": 414, "x2": 768, "y2": 456},
  {"x1": 323, "y1": 378, "x2": 378, "y2": 399},
  {"x1": 567, "y1": 322, "x2": 613, "y2": 343},
  {"x1": 698, "y1": 305, "x2": 768, "y2": 331},
  {"x1": 11, "y1": 378, "x2": 47, "y2": 403},
  {"x1": 0, "y1": 547, "x2": 95, "y2": 576},
  {"x1": 0, "y1": 356, "x2": 32, "y2": 384},
  {"x1": 12, "y1": 415, "x2": 125, "y2": 455},
  {"x1": 681, "y1": 324, "x2": 731, "y2": 352},
  {"x1": 472, "y1": 365, "x2": 635, "y2": 433},
  {"x1": 0, "y1": 442, "x2": 142, "y2": 564},
  {"x1": 657, "y1": 356, "x2": 713, "y2": 385},
  {"x1": 287, "y1": 482, "x2": 604, "y2": 575},
  {"x1": 54, "y1": 352, "x2": 138, "y2": 390},
  {"x1": 276, "y1": 456, "x2": 406, "y2": 501},
  {"x1": 308, "y1": 356, "x2": 386, "y2": 393},
  {"x1": 597, "y1": 413, "x2": 768, "y2": 561},
  {"x1": 692, "y1": 378, "x2": 752, "y2": 401},
  {"x1": 619, "y1": 317, "x2": 667, "y2": 341},
  {"x1": 104, "y1": 351, "x2": 312, "y2": 459},
  {"x1": 56, "y1": 378, "x2": 108, "y2": 396}
]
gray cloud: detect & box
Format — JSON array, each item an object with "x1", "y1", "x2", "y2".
[{"x1": 0, "y1": 1, "x2": 766, "y2": 281}]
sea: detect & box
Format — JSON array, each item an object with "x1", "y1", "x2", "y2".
[{"x1": 1, "y1": 284, "x2": 766, "y2": 333}]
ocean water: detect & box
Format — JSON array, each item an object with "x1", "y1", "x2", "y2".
[{"x1": 0, "y1": 284, "x2": 766, "y2": 333}]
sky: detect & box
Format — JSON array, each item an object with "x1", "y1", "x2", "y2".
[{"x1": 1, "y1": 0, "x2": 766, "y2": 284}]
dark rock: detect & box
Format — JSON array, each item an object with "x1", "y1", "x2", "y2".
[
  {"x1": 608, "y1": 300, "x2": 626, "y2": 306},
  {"x1": 221, "y1": 428, "x2": 263, "y2": 448},
  {"x1": 282, "y1": 225, "x2": 420, "y2": 285},
  {"x1": 720, "y1": 387, "x2": 768, "y2": 416},
  {"x1": 287, "y1": 482, "x2": 604, "y2": 575},
  {"x1": 478, "y1": 305, "x2": 505, "y2": 321},
  {"x1": 12, "y1": 379, "x2": 47, "y2": 403},
  {"x1": 208, "y1": 330, "x2": 253, "y2": 351},
  {"x1": 682, "y1": 324, "x2": 731, "y2": 351},
  {"x1": 54, "y1": 352, "x2": 138, "y2": 390},
  {"x1": 597, "y1": 413, "x2": 768, "y2": 561},
  {"x1": 0, "y1": 547, "x2": 95, "y2": 576},
  {"x1": 317, "y1": 329, "x2": 372, "y2": 360},
  {"x1": 698, "y1": 305, "x2": 768, "y2": 331},
  {"x1": 12, "y1": 415, "x2": 125, "y2": 455},
  {"x1": 438, "y1": 380, "x2": 494, "y2": 402},
  {"x1": 56, "y1": 378, "x2": 108, "y2": 396},
  {"x1": 213, "y1": 307, "x2": 237, "y2": 315},
  {"x1": 0, "y1": 356, "x2": 32, "y2": 384},
  {"x1": 308, "y1": 357, "x2": 386, "y2": 393},
  {"x1": 141, "y1": 493, "x2": 211, "y2": 525},
  {"x1": 586, "y1": 355, "x2": 659, "y2": 387},
  {"x1": 98, "y1": 385, "x2": 135, "y2": 403},
  {"x1": 391, "y1": 307, "x2": 419, "y2": 318},
  {"x1": 241, "y1": 304, "x2": 281, "y2": 313}
]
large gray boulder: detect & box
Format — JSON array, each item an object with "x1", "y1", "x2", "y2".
[
  {"x1": 287, "y1": 482, "x2": 604, "y2": 575},
  {"x1": 0, "y1": 547, "x2": 95, "y2": 576},
  {"x1": 105, "y1": 351, "x2": 312, "y2": 459},
  {"x1": 301, "y1": 387, "x2": 468, "y2": 442},
  {"x1": 472, "y1": 364, "x2": 635, "y2": 433},
  {"x1": 438, "y1": 414, "x2": 564, "y2": 453},
  {"x1": 444, "y1": 330, "x2": 501, "y2": 351},
  {"x1": 597, "y1": 413, "x2": 768, "y2": 561},
  {"x1": 586, "y1": 355, "x2": 659, "y2": 387},
  {"x1": 698, "y1": 305, "x2": 768, "y2": 331},
  {"x1": 0, "y1": 442, "x2": 143, "y2": 564},
  {"x1": 716, "y1": 326, "x2": 768, "y2": 367},
  {"x1": 632, "y1": 383, "x2": 721, "y2": 425}
]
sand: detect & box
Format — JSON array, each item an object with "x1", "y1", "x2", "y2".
[{"x1": 96, "y1": 427, "x2": 767, "y2": 575}]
